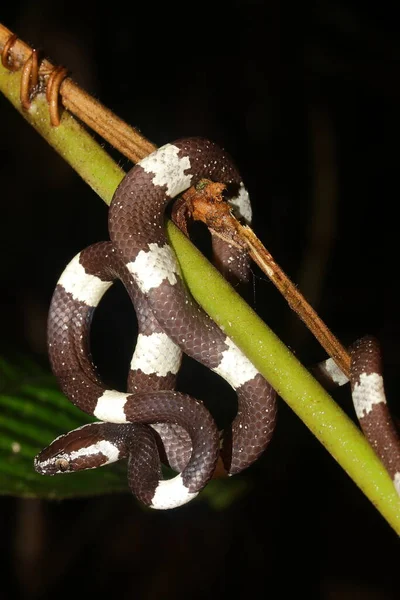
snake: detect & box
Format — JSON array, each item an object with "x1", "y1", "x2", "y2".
[
  {"x1": 34, "y1": 137, "x2": 400, "y2": 508},
  {"x1": 34, "y1": 138, "x2": 277, "y2": 509}
]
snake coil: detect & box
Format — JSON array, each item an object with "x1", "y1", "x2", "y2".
[{"x1": 35, "y1": 138, "x2": 400, "y2": 508}]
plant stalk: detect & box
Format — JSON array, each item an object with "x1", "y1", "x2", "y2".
[{"x1": 1, "y1": 33, "x2": 399, "y2": 534}]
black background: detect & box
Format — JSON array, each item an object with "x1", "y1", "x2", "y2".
[{"x1": 0, "y1": 1, "x2": 399, "y2": 598}]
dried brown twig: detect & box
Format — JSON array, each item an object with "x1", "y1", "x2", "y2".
[
  {"x1": 179, "y1": 180, "x2": 351, "y2": 378},
  {"x1": 0, "y1": 23, "x2": 350, "y2": 377},
  {"x1": 0, "y1": 23, "x2": 155, "y2": 162}
]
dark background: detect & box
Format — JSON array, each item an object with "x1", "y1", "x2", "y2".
[{"x1": 1, "y1": 1, "x2": 399, "y2": 598}]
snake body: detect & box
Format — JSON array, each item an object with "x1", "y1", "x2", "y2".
[
  {"x1": 35, "y1": 138, "x2": 277, "y2": 509},
  {"x1": 319, "y1": 337, "x2": 400, "y2": 496},
  {"x1": 35, "y1": 138, "x2": 400, "y2": 507}
]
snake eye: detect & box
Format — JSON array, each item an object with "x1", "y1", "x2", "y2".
[{"x1": 55, "y1": 458, "x2": 70, "y2": 472}]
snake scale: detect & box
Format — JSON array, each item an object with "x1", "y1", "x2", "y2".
[{"x1": 34, "y1": 138, "x2": 400, "y2": 508}]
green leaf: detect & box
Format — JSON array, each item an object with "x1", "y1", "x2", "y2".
[
  {"x1": 0, "y1": 357, "x2": 128, "y2": 499},
  {"x1": 0, "y1": 357, "x2": 244, "y2": 507}
]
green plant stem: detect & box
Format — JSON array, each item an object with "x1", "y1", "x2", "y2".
[
  {"x1": 0, "y1": 67, "x2": 124, "y2": 201},
  {"x1": 1, "y1": 62, "x2": 400, "y2": 534}
]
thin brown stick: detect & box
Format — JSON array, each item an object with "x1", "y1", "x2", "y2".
[
  {"x1": 0, "y1": 24, "x2": 156, "y2": 162},
  {"x1": 238, "y1": 225, "x2": 351, "y2": 378},
  {"x1": 0, "y1": 23, "x2": 350, "y2": 377},
  {"x1": 179, "y1": 181, "x2": 351, "y2": 378}
]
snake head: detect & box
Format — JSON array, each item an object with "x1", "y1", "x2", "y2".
[{"x1": 34, "y1": 422, "x2": 123, "y2": 475}]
